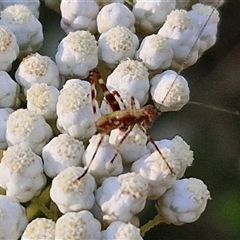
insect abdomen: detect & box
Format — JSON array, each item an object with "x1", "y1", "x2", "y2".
[{"x1": 96, "y1": 109, "x2": 143, "y2": 133}]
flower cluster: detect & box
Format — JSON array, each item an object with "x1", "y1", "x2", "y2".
[{"x1": 0, "y1": 0, "x2": 223, "y2": 239}]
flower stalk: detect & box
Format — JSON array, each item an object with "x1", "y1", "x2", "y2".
[{"x1": 140, "y1": 214, "x2": 164, "y2": 237}]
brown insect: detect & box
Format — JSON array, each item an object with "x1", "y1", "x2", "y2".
[{"x1": 79, "y1": 1, "x2": 221, "y2": 178}]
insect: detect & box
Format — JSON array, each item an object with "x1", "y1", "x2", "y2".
[
  {"x1": 79, "y1": 68, "x2": 172, "y2": 178},
  {"x1": 79, "y1": 0, "x2": 222, "y2": 178}
]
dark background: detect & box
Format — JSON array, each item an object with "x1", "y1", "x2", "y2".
[
  {"x1": 39, "y1": 1, "x2": 240, "y2": 239},
  {"x1": 147, "y1": 0, "x2": 240, "y2": 239}
]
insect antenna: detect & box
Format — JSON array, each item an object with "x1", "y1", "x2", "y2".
[
  {"x1": 188, "y1": 101, "x2": 240, "y2": 116},
  {"x1": 79, "y1": 1, "x2": 222, "y2": 180},
  {"x1": 146, "y1": 1, "x2": 221, "y2": 174},
  {"x1": 158, "y1": 0, "x2": 221, "y2": 109}
]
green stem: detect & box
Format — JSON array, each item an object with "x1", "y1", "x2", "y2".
[
  {"x1": 140, "y1": 214, "x2": 164, "y2": 237},
  {"x1": 125, "y1": 0, "x2": 133, "y2": 7},
  {"x1": 0, "y1": 187, "x2": 5, "y2": 195},
  {"x1": 47, "y1": 119, "x2": 61, "y2": 136},
  {"x1": 30, "y1": 196, "x2": 52, "y2": 220},
  {"x1": 49, "y1": 200, "x2": 61, "y2": 222},
  {"x1": 26, "y1": 185, "x2": 52, "y2": 221}
]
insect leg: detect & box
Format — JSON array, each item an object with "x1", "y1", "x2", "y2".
[
  {"x1": 89, "y1": 69, "x2": 100, "y2": 121},
  {"x1": 78, "y1": 133, "x2": 106, "y2": 179},
  {"x1": 112, "y1": 90, "x2": 127, "y2": 110},
  {"x1": 138, "y1": 124, "x2": 175, "y2": 175},
  {"x1": 110, "y1": 124, "x2": 135, "y2": 164},
  {"x1": 130, "y1": 96, "x2": 136, "y2": 109},
  {"x1": 91, "y1": 68, "x2": 121, "y2": 111}
]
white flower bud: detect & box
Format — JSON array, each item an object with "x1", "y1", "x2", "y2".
[
  {"x1": 98, "y1": 26, "x2": 139, "y2": 69},
  {"x1": 158, "y1": 9, "x2": 200, "y2": 70},
  {"x1": 157, "y1": 178, "x2": 211, "y2": 225},
  {"x1": 56, "y1": 79, "x2": 100, "y2": 140},
  {"x1": 0, "y1": 0, "x2": 40, "y2": 18},
  {"x1": 42, "y1": 133, "x2": 85, "y2": 178},
  {"x1": 27, "y1": 83, "x2": 59, "y2": 120},
  {"x1": 95, "y1": 172, "x2": 149, "y2": 224},
  {"x1": 55, "y1": 211, "x2": 101, "y2": 240},
  {"x1": 55, "y1": 30, "x2": 98, "y2": 78},
  {"x1": 15, "y1": 53, "x2": 62, "y2": 95},
  {"x1": 133, "y1": 0, "x2": 176, "y2": 35},
  {"x1": 106, "y1": 59, "x2": 149, "y2": 106},
  {"x1": 109, "y1": 125, "x2": 149, "y2": 163},
  {"x1": 60, "y1": 0, "x2": 99, "y2": 34},
  {"x1": 150, "y1": 70, "x2": 190, "y2": 112},
  {"x1": 0, "y1": 195, "x2": 28, "y2": 240},
  {"x1": 50, "y1": 166, "x2": 97, "y2": 214},
  {"x1": 0, "y1": 108, "x2": 13, "y2": 149},
  {"x1": 147, "y1": 135, "x2": 194, "y2": 178},
  {"x1": 0, "y1": 143, "x2": 46, "y2": 202},
  {"x1": 102, "y1": 221, "x2": 143, "y2": 240},
  {"x1": 21, "y1": 218, "x2": 55, "y2": 240},
  {"x1": 188, "y1": 3, "x2": 220, "y2": 56},
  {"x1": 6, "y1": 108, "x2": 53, "y2": 155},
  {"x1": 0, "y1": 5, "x2": 43, "y2": 57},
  {"x1": 0, "y1": 26, "x2": 19, "y2": 71},
  {"x1": 0, "y1": 71, "x2": 20, "y2": 109},
  {"x1": 135, "y1": 34, "x2": 173, "y2": 70},
  {"x1": 131, "y1": 150, "x2": 177, "y2": 200},
  {"x1": 97, "y1": 3, "x2": 135, "y2": 34}
]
